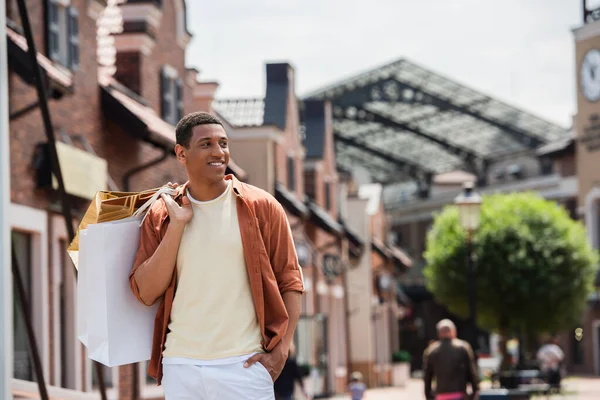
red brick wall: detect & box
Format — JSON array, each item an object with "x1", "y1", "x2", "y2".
[
  {"x1": 140, "y1": 5, "x2": 186, "y2": 115},
  {"x1": 9, "y1": 0, "x2": 104, "y2": 209},
  {"x1": 8, "y1": 1, "x2": 188, "y2": 397},
  {"x1": 114, "y1": 51, "x2": 142, "y2": 95}
]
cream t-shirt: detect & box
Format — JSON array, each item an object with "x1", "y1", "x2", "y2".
[{"x1": 162, "y1": 180, "x2": 263, "y2": 361}]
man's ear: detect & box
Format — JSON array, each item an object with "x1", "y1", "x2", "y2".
[{"x1": 174, "y1": 144, "x2": 186, "y2": 163}]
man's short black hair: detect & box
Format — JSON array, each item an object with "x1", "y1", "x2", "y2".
[{"x1": 175, "y1": 112, "x2": 223, "y2": 148}]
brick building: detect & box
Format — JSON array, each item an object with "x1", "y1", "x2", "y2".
[{"x1": 6, "y1": 0, "x2": 244, "y2": 398}]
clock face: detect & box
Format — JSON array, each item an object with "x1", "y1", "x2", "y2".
[{"x1": 581, "y1": 49, "x2": 600, "y2": 102}]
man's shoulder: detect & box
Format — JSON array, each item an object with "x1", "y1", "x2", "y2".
[
  {"x1": 238, "y1": 182, "x2": 280, "y2": 209},
  {"x1": 144, "y1": 194, "x2": 169, "y2": 223},
  {"x1": 424, "y1": 341, "x2": 441, "y2": 356},
  {"x1": 452, "y1": 338, "x2": 472, "y2": 349}
]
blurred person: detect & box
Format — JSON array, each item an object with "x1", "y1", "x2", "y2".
[
  {"x1": 423, "y1": 319, "x2": 480, "y2": 400},
  {"x1": 348, "y1": 371, "x2": 367, "y2": 400},
  {"x1": 536, "y1": 336, "x2": 564, "y2": 388},
  {"x1": 274, "y1": 343, "x2": 309, "y2": 400},
  {"x1": 129, "y1": 112, "x2": 304, "y2": 400}
]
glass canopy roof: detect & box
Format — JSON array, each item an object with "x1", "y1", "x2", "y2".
[{"x1": 304, "y1": 58, "x2": 569, "y2": 184}]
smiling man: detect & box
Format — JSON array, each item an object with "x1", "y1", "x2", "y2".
[{"x1": 129, "y1": 112, "x2": 304, "y2": 400}]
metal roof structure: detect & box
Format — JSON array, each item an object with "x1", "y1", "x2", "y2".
[
  {"x1": 304, "y1": 58, "x2": 569, "y2": 185},
  {"x1": 213, "y1": 98, "x2": 265, "y2": 127}
]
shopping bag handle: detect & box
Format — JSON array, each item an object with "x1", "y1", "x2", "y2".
[{"x1": 132, "y1": 186, "x2": 177, "y2": 226}]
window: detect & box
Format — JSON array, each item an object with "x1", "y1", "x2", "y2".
[
  {"x1": 540, "y1": 157, "x2": 554, "y2": 175},
  {"x1": 12, "y1": 231, "x2": 33, "y2": 381},
  {"x1": 46, "y1": 0, "x2": 79, "y2": 70},
  {"x1": 287, "y1": 156, "x2": 295, "y2": 191},
  {"x1": 161, "y1": 66, "x2": 184, "y2": 125},
  {"x1": 324, "y1": 182, "x2": 331, "y2": 211}
]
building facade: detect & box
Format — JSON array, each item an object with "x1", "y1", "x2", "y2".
[
  {"x1": 214, "y1": 65, "x2": 360, "y2": 398},
  {"x1": 556, "y1": 10, "x2": 600, "y2": 376},
  {"x1": 6, "y1": 0, "x2": 243, "y2": 398}
]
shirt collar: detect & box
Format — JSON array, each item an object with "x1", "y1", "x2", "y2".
[{"x1": 174, "y1": 174, "x2": 244, "y2": 201}]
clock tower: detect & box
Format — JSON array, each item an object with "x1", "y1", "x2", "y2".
[
  {"x1": 575, "y1": 1, "x2": 600, "y2": 252},
  {"x1": 572, "y1": 0, "x2": 600, "y2": 377}
]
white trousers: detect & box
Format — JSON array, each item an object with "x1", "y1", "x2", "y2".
[{"x1": 162, "y1": 362, "x2": 275, "y2": 400}]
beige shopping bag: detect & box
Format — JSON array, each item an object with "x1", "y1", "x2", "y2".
[{"x1": 67, "y1": 187, "x2": 164, "y2": 268}]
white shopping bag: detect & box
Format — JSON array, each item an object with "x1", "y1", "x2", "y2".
[
  {"x1": 76, "y1": 229, "x2": 90, "y2": 347},
  {"x1": 76, "y1": 187, "x2": 174, "y2": 367}
]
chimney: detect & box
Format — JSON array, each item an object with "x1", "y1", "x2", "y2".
[
  {"x1": 302, "y1": 100, "x2": 327, "y2": 160},
  {"x1": 112, "y1": 1, "x2": 162, "y2": 94},
  {"x1": 263, "y1": 63, "x2": 294, "y2": 130}
]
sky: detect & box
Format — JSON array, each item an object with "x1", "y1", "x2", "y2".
[{"x1": 185, "y1": 0, "x2": 587, "y2": 127}]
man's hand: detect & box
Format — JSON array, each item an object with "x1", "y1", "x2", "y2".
[
  {"x1": 243, "y1": 343, "x2": 289, "y2": 382},
  {"x1": 160, "y1": 191, "x2": 192, "y2": 228}
]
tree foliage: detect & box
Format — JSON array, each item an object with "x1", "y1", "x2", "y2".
[{"x1": 424, "y1": 192, "x2": 598, "y2": 335}]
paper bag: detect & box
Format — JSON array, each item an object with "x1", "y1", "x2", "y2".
[
  {"x1": 76, "y1": 186, "x2": 175, "y2": 367},
  {"x1": 78, "y1": 216, "x2": 158, "y2": 366},
  {"x1": 67, "y1": 187, "x2": 162, "y2": 269}
]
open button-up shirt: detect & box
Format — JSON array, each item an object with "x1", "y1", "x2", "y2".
[{"x1": 129, "y1": 175, "x2": 305, "y2": 385}]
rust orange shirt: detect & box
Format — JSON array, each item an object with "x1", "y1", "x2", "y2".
[{"x1": 129, "y1": 175, "x2": 305, "y2": 385}]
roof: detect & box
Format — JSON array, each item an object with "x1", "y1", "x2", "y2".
[
  {"x1": 433, "y1": 170, "x2": 476, "y2": 185},
  {"x1": 536, "y1": 130, "x2": 575, "y2": 157},
  {"x1": 6, "y1": 23, "x2": 73, "y2": 94},
  {"x1": 100, "y1": 77, "x2": 247, "y2": 180},
  {"x1": 213, "y1": 98, "x2": 265, "y2": 128},
  {"x1": 304, "y1": 58, "x2": 569, "y2": 184}
]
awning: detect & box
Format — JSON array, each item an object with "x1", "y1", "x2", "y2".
[
  {"x1": 100, "y1": 77, "x2": 247, "y2": 181},
  {"x1": 307, "y1": 201, "x2": 343, "y2": 237},
  {"x1": 389, "y1": 245, "x2": 413, "y2": 272},
  {"x1": 372, "y1": 239, "x2": 412, "y2": 273},
  {"x1": 274, "y1": 182, "x2": 308, "y2": 218},
  {"x1": 536, "y1": 134, "x2": 575, "y2": 158},
  {"x1": 6, "y1": 23, "x2": 73, "y2": 96},
  {"x1": 371, "y1": 238, "x2": 391, "y2": 260},
  {"x1": 396, "y1": 283, "x2": 412, "y2": 306}
]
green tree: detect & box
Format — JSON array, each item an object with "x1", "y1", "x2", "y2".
[{"x1": 424, "y1": 192, "x2": 598, "y2": 366}]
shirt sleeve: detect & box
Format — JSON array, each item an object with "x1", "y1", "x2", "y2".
[
  {"x1": 465, "y1": 344, "x2": 480, "y2": 393},
  {"x1": 129, "y1": 201, "x2": 165, "y2": 305},
  {"x1": 423, "y1": 348, "x2": 433, "y2": 400},
  {"x1": 268, "y1": 200, "x2": 305, "y2": 294}
]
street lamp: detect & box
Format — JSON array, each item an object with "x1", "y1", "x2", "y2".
[{"x1": 454, "y1": 181, "x2": 482, "y2": 355}]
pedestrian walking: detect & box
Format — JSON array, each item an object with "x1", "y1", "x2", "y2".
[
  {"x1": 129, "y1": 112, "x2": 305, "y2": 400},
  {"x1": 536, "y1": 336, "x2": 565, "y2": 390},
  {"x1": 348, "y1": 371, "x2": 367, "y2": 400},
  {"x1": 423, "y1": 319, "x2": 480, "y2": 400},
  {"x1": 274, "y1": 343, "x2": 309, "y2": 400}
]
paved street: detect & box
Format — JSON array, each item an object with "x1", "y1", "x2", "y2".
[{"x1": 324, "y1": 376, "x2": 600, "y2": 399}]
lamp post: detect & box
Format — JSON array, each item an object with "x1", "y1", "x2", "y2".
[{"x1": 454, "y1": 181, "x2": 482, "y2": 355}]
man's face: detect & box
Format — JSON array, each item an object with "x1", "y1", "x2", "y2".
[{"x1": 175, "y1": 124, "x2": 230, "y2": 184}]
